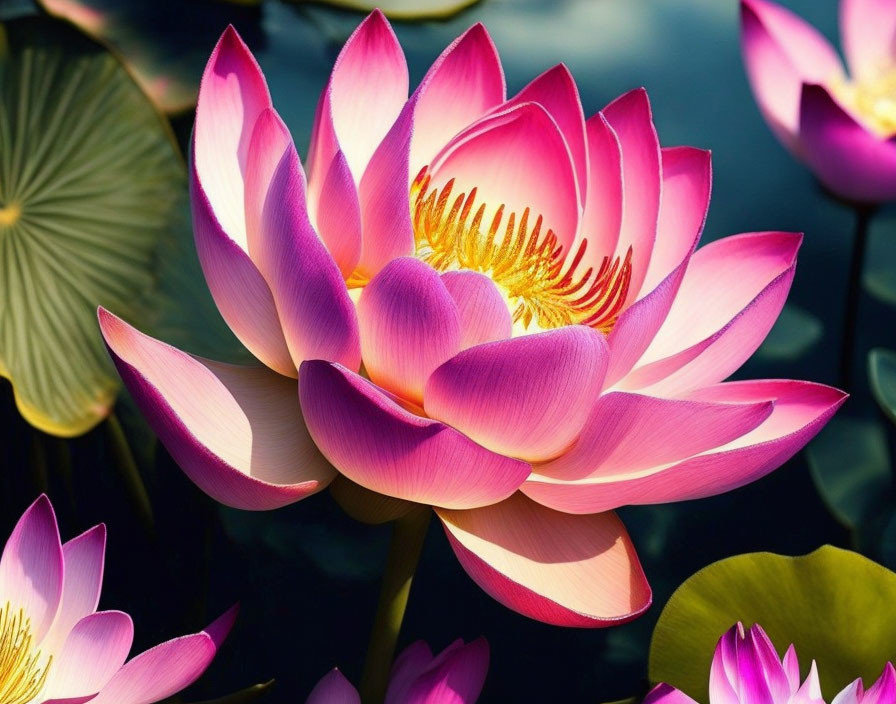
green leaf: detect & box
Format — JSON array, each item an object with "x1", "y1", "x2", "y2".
[
  {"x1": 187, "y1": 681, "x2": 275, "y2": 704},
  {"x1": 869, "y1": 348, "x2": 896, "y2": 426},
  {"x1": 864, "y1": 215, "x2": 896, "y2": 306},
  {"x1": 648, "y1": 546, "x2": 896, "y2": 700},
  {"x1": 755, "y1": 304, "x2": 822, "y2": 362},
  {"x1": 806, "y1": 415, "x2": 892, "y2": 529},
  {"x1": 0, "y1": 15, "x2": 186, "y2": 436}
]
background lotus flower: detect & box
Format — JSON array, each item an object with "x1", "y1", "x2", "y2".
[
  {"x1": 99, "y1": 11, "x2": 845, "y2": 630},
  {"x1": 646, "y1": 622, "x2": 894, "y2": 704},
  {"x1": 740, "y1": 0, "x2": 896, "y2": 204},
  {"x1": 306, "y1": 638, "x2": 489, "y2": 704},
  {"x1": 0, "y1": 495, "x2": 233, "y2": 704}
]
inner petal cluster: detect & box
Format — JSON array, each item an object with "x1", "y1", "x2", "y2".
[
  {"x1": 410, "y1": 168, "x2": 632, "y2": 334},
  {"x1": 831, "y1": 68, "x2": 896, "y2": 137},
  {"x1": 0, "y1": 602, "x2": 50, "y2": 704}
]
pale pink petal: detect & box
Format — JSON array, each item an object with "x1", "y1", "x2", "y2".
[
  {"x1": 43, "y1": 611, "x2": 134, "y2": 699},
  {"x1": 403, "y1": 638, "x2": 490, "y2": 704},
  {"x1": 307, "y1": 669, "x2": 361, "y2": 704},
  {"x1": 603, "y1": 88, "x2": 662, "y2": 302},
  {"x1": 535, "y1": 392, "x2": 773, "y2": 481},
  {"x1": 643, "y1": 684, "x2": 700, "y2": 704},
  {"x1": 579, "y1": 113, "x2": 623, "y2": 267},
  {"x1": 193, "y1": 25, "x2": 271, "y2": 250},
  {"x1": 244, "y1": 109, "x2": 361, "y2": 370},
  {"x1": 424, "y1": 327, "x2": 608, "y2": 462},
  {"x1": 621, "y1": 231, "x2": 801, "y2": 396},
  {"x1": 307, "y1": 9, "x2": 407, "y2": 184},
  {"x1": 427, "y1": 102, "x2": 579, "y2": 255},
  {"x1": 796, "y1": 662, "x2": 824, "y2": 704},
  {"x1": 833, "y1": 679, "x2": 865, "y2": 704},
  {"x1": 523, "y1": 380, "x2": 845, "y2": 513},
  {"x1": 99, "y1": 309, "x2": 335, "y2": 511},
  {"x1": 642, "y1": 147, "x2": 712, "y2": 294},
  {"x1": 783, "y1": 645, "x2": 802, "y2": 693},
  {"x1": 436, "y1": 494, "x2": 651, "y2": 627},
  {"x1": 505, "y1": 65, "x2": 588, "y2": 202},
  {"x1": 313, "y1": 150, "x2": 362, "y2": 278},
  {"x1": 0, "y1": 495, "x2": 63, "y2": 641},
  {"x1": 798, "y1": 83, "x2": 896, "y2": 203},
  {"x1": 358, "y1": 258, "x2": 461, "y2": 404},
  {"x1": 841, "y1": 0, "x2": 896, "y2": 82},
  {"x1": 740, "y1": 0, "x2": 844, "y2": 146},
  {"x1": 441, "y1": 271, "x2": 512, "y2": 349},
  {"x1": 86, "y1": 634, "x2": 216, "y2": 704},
  {"x1": 299, "y1": 361, "x2": 530, "y2": 509},
  {"x1": 410, "y1": 23, "x2": 506, "y2": 175},
  {"x1": 41, "y1": 524, "x2": 106, "y2": 656},
  {"x1": 710, "y1": 625, "x2": 741, "y2": 704},
  {"x1": 190, "y1": 28, "x2": 293, "y2": 376}
]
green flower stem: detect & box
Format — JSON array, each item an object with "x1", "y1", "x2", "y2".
[
  {"x1": 105, "y1": 411, "x2": 154, "y2": 535},
  {"x1": 839, "y1": 205, "x2": 875, "y2": 391},
  {"x1": 359, "y1": 506, "x2": 431, "y2": 704}
]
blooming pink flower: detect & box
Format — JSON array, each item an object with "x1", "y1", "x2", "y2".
[
  {"x1": 0, "y1": 495, "x2": 233, "y2": 704},
  {"x1": 740, "y1": 0, "x2": 896, "y2": 203},
  {"x1": 646, "y1": 622, "x2": 894, "y2": 704},
  {"x1": 99, "y1": 12, "x2": 845, "y2": 627},
  {"x1": 306, "y1": 638, "x2": 488, "y2": 704}
]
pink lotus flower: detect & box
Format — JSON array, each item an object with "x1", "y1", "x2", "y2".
[
  {"x1": 306, "y1": 638, "x2": 488, "y2": 704},
  {"x1": 0, "y1": 495, "x2": 233, "y2": 704},
  {"x1": 741, "y1": 0, "x2": 896, "y2": 203},
  {"x1": 99, "y1": 12, "x2": 845, "y2": 627},
  {"x1": 646, "y1": 622, "x2": 894, "y2": 704}
]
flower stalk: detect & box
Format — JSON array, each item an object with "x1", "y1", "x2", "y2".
[
  {"x1": 839, "y1": 204, "x2": 876, "y2": 390},
  {"x1": 359, "y1": 506, "x2": 431, "y2": 704}
]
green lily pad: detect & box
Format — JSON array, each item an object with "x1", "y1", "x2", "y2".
[
  {"x1": 806, "y1": 415, "x2": 892, "y2": 530},
  {"x1": 869, "y1": 348, "x2": 896, "y2": 426},
  {"x1": 864, "y1": 215, "x2": 896, "y2": 306},
  {"x1": 0, "y1": 15, "x2": 193, "y2": 435},
  {"x1": 649, "y1": 546, "x2": 896, "y2": 701},
  {"x1": 755, "y1": 304, "x2": 822, "y2": 362}
]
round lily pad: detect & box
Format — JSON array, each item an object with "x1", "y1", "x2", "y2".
[
  {"x1": 0, "y1": 15, "x2": 186, "y2": 436},
  {"x1": 869, "y1": 348, "x2": 896, "y2": 426},
  {"x1": 649, "y1": 546, "x2": 896, "y2": 700}
]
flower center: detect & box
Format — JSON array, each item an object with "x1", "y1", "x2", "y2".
[
  {"x1": 410, "y1": 168, "x2": 632, "y2": 334},
  {"x1": 0, "y1": 203, "x2": 21, "y2": 228},
  {"x1": 831, "y1": 68, "x2": 896, "y2": 137},
  {"x1": 0, "y1": 602, "x2": 52, "y2": 704}
]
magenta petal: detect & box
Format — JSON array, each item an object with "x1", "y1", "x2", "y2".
[
  {"x1": 299, "y1": 361, "x2": 530, "y2": 509},
  {"x1": 86, "y1": 633, "x2": 217, "y2": 704},
  {"x1": 424, "y1": 327, "x2": 609, "y2": 461},
  {"x1": 643, "y1": 684, "x2": 700, "y2": 704},
  {"x1": 603, "y1": 88, "x2": 661, "y2": 302},
  {"x1": 402, "y1": 638, "x2": 490, "y2": 704},
  {"x1": 99, "y1": 309, "x2": 335, "y2": 511},
  {"x1": 410, "y1": 23, "x2": 505, "y2": 175},
  {"x1": 642, "y1": 147, "x2": 711, "y2": 294},
  {"x1": 798, "y1": 83, "x2": 896, "y2": 203},
  {"x1": 524, "y1": 380, "x2": 845, "y2": 513},
  {"x1": 244, "y1": 109, "x2": 361, "y2": 370},
  {"x1": 863, "y1": 663, "x2": 896, "y2": 704},
  {"x1": 841, "y1": 0, "x2": 896, "y2": 82},
  {"x1": 441, "y1": 271, "x2": 512, "y2": 349},
  {"x1": 44, "y1": 611, "x2": 134, "y2": 699},
  {"x1": 437, "y1": 494, "x2": 651, "y2": 627},
  {"x1": 506, "y1": 64, "x2": 588, "y2": 202},
  {"x1": 740, "y1": 0, "x2": 843, "y2": 146},
  {"x1": 41, "y1": 524, "x2": 106, "y2": 656},
  {"x1": 428, "y1": 102, "x2": 580, "y2": 254},
  {"x1": 313, "y1": 149, "x2": 362, "y2": 277},
  {"x1": 386, "y1": 642, "x2": 436, "y2": 704},
  {"x1": 579, "y1": 113, "x2": 623, "y2": 266},
  {"x1": 307, "y1": 669, "x2": 361, "y2": 704},
  {"x1": 535, "y1": 392, "x2": 773, "y2": 482},
  {"x1": 358, "y1": 258, "x2": 461, "y2": 404},
  {"x1": 0, "y1": 495, "x2": 63, "y2": 642},
  {"x1": 622, "y1": 231, "x2": 801, "y2": 396}
]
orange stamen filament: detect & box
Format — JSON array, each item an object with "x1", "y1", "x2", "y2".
[{"x1": 411, "y1": 168, "x2": 632, "y2": 333}]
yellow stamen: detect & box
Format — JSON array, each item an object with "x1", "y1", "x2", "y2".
[
  {"x1": 831, "y1": 68, "x2": 896, "y2": 137},
  {"x1": 0, "y1": 602, "x2": 52, "y2": 704},
  {"x1": 0, "y1": 203, "x2": 21, "y2": 227},
  {"x1": 410, "y1": 168, "x2": 632, "y2": 334}
]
